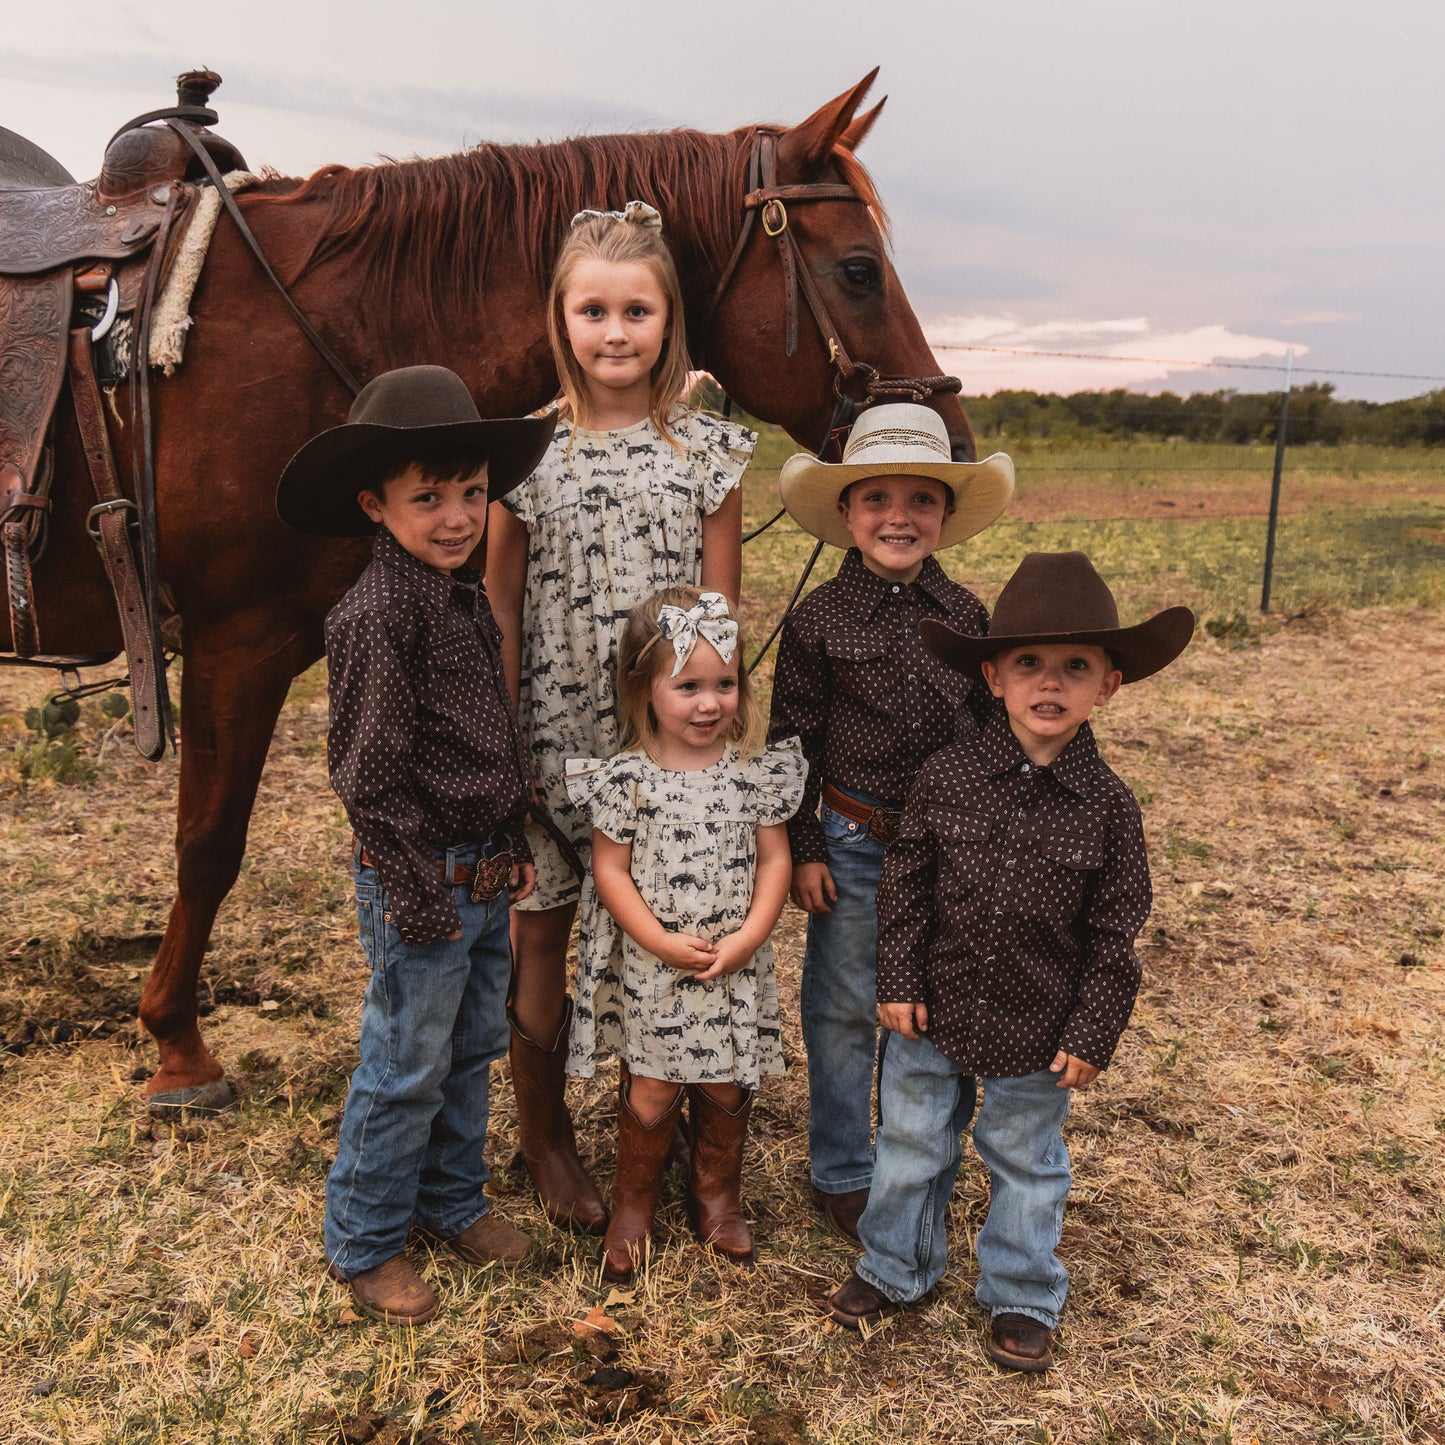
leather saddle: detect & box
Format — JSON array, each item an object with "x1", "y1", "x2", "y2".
[{"x1": 0, "y1": 69, "x2": 245, "y2": 757}]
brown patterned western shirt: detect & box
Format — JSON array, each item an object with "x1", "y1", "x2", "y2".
[
  {"x1": 765, "y1": 548, "x2": 991, "y2": 865},
  {"x1": 876, "y1": 708, "x2": 1151, "y2": 1074},
  {"x1": 326, "y1": 529, "x2": 531, "y2": 946}
]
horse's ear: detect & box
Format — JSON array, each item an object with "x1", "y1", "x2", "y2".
[
  {"x1": 778, "y1": 67, "x2": 880, "y2": 173},
  {"x1": 839, "y1": 96, "x2": 887, "y2": 153}
]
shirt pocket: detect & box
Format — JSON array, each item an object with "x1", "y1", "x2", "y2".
[
  {"x1": 823, "y1": 631, "x2": 891, "y2": 711},
  {"x1": 1026, "y1": 832, "x2": 1106, "y2": 921},
  {"x1": 929, "y1": 806, "x2": 992, "y2": 893}
]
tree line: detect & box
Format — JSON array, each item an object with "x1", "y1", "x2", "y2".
[{"x1": 958, "y1": 384, "x2": 1445, "y2": 447}]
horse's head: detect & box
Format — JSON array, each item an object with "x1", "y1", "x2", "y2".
[{"x1": 699, "y1": 71, "x2": 977, "y2": 462}]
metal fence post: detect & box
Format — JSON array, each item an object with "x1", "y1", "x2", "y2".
[{"x1": 1260, "y1": 348, "x2": 1294, "y2": 613}]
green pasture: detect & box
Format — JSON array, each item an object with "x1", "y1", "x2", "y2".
[{"x1": 738, "y1": 437, "x2": 1445, "y2": 624}]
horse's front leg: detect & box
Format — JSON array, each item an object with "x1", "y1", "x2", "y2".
[{"x1": 139, "y1": 617, "x2": 316, "y2": 1110}]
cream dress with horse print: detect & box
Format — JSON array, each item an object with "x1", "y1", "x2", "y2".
[
  {"x1": 564, "y1": 739, "x2": 806, "y2": 1085},
  {"x1": 502, "y1": 409, "x2": 756, "y2": 910}
]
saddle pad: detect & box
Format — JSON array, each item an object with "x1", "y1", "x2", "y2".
[{"x1": 149, "y1": 171, "x2": 258, "y2": 373}]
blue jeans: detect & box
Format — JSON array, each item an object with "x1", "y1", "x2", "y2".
[
  {"x1": 800, "y1": 792, "x2": 888, "y2": 1194},
  {"x1": 324, "y1": 842, "x2": 513, "y2": 1279},
  {"x1": 858, "y1": 1032, "x2": 1072, "y2": 1329}
]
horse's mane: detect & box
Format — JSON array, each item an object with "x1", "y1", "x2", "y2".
[{"x1": 275, "y1": 128, "x2": 885, "y2": 340}]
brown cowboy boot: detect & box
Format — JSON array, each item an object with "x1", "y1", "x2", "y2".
[
  {"x1": 686, "y1": 1086, "x2": 756, "y2": 1264},
  {"x1": 508, "y1": 998, "x2": 608, "y2": 1235},
  {"x1": 602, "y1": 1078, "x2": 685, "y2": 1283}
]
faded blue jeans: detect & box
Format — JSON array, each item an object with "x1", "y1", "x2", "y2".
[
  {"x1": 858, "y1": 1031, "x2": 1072, "y2": 1329},
  {"x1": 800, "y1": 790, "x2": 888, "y2": 1195},
  {"x1": 324, "y1": 841, "x2": 512, "y2": 1279}
]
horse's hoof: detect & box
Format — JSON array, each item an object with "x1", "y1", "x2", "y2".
[{"x1": 146, "y1": 1078, "x2": 236, "y2": 1117}]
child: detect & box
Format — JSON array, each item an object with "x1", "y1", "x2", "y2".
[
  {"x1": 765, "y1": 403, "x2": 1014, "y2": 1244},
  {"x1": 486, "y1": 201, "x2": 752, "y2": 1234},
  {"x1": 826, "y1": 552, "x2": 1194, "y2": 1372},
  {"x1": 565, "y1": 587, "x2": 804, "y2": 1281},
  {"x1": 275, "y1": 365, "x2": 555, "y2": 1325}
]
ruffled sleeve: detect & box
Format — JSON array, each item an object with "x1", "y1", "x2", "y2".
[
  {"x1": 739, "y1": 736, "x2": 808, "y2": 826},
  {"x1": 500, "y1": 411, "x2": 565, "y2": 526},
  {"x1": 682, "y1": 410, "x2": 757, "y2": 514},
  {"x1": 565, "y1": 754, "x2": 640, "y2": 842}
]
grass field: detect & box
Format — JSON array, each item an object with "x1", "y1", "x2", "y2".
[{"x1": 1, "y1": 447, "x2": 1442, "y2": 1443}]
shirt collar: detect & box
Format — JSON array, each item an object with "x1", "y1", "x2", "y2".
[
  {"x1": 374, "y1": 528, "x2": 479, "y2": 616},
  {"x1": 978, "y1": 707, "x2": 1105, "y2": 798},
  {"x1": 836, "y1": 548, "x2": 956, "y2": 619}
]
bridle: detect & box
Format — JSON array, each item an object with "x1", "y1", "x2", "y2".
[
  {"x1": 699, "y1": 128, "x2": 969, "y2": 670},
  {"x1": 699, "y1": 127, "x2": 963, "y2": 461}
]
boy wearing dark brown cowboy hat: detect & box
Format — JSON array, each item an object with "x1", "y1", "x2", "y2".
[
  {"x1": 277, "y1": 365, "x2": 554, "y2": 1324},
  {"x1": 765, "y1": 403, "x2": 1014, "y2": 1245},
  {"x1": 826, "y1": 551, "x2": 1193, "y2": 1373}
]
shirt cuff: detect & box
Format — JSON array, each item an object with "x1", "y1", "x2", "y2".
[{"x1": 393, "y1": 894, "x2": 463, "y2": 947}]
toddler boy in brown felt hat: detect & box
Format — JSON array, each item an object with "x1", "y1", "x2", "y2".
[
  {"x1": 826, "y1": 552, "x2": 1193, "y2": 1374},
  {"x1": 277, "y1": 366, "x2": 555, "y2": 1325}
]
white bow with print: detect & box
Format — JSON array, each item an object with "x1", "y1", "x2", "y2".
[
  {"x1": 656, "y1": 592, "x2": 738, "y2": 677},
  {"x1": 568, "y1": 200, "x2": 664, "y2": 233}
]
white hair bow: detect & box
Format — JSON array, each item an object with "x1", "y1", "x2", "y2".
[
  {"x1": 569, "y1": 200, "x2": 664, "y2": 233},
  {"x1": 656, "y1": 592, "x2": 738, "y2": 677}
]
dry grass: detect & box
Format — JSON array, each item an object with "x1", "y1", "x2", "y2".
[{"x1": 1, "y1": 475, "x2": 1443, "y2": 1441}]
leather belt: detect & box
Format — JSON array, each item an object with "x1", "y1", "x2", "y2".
[
  {"x1": 354, "y1": 840, "x2": 513, "y2": 904},
  {"x1": 821, "y1": 781, "x2": 902, "y2": 845}
]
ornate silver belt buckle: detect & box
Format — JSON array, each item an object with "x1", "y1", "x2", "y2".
[{"x1": 470, "y1": 850, "x2": 512, "y2": 903}]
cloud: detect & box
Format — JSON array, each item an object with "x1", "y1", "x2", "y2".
[
  {"x1": 1277, "y1": 309, "x2": 1362, "y2": 326},
  {"x1": 925, "y1": 315, "x2": 1306, "y2": 395}
]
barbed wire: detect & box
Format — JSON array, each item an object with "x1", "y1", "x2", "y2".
[{"x1": 927, "y1": 342, "x2": 1445, "y2": 386}]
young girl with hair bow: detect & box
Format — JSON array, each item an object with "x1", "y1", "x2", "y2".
[{"x1": 564, "y1": 586, "x2": 804, "y2": 1282}]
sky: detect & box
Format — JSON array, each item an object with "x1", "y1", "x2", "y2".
[{"x1": 7, "y1": 1, "x2": 1443, "y2": 401}]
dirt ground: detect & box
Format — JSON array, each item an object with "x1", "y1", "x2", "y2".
[{"x1": 1, "y1": 603, "x2": 1442, "y2": 1443}]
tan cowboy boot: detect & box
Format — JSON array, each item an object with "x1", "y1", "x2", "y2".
[
  {"x1": 508, "y1": 997, "x2": 608, "y2": 1235},
  {"x1": 686, "y1": 1086, "x2": 756, "y2": 1264},
  {"x1": 602, "y1": 1078, "x2": 685, "y2": 1283}
]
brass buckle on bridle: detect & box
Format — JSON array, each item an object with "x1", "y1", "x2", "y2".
[
  {"x1": 761, "y1": 198, "x2": 788, "y2": 237},
  {"x1": 85, "y1": 497, "x2": 137, "y2": 544}
]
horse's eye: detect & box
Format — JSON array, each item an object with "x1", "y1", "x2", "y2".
[{"x1": 841, "y1": 259, "x2": 879, "y2": 289}]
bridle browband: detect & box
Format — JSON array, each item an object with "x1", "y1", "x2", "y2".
[{"x1": 699, "y1": 127, "x2": 963, "y2": 458}]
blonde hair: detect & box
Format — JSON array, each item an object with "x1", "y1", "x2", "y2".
[
  {"x1": 546, "y1": 215, "x2": 693, "y2": 447},
  {"x1": 615, "y1": 586, "x2": 764, "y2": 763}
]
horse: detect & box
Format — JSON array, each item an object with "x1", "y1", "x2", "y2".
[{"x1": 7, "y1": 70, "x2": 978, "y2": 1110}]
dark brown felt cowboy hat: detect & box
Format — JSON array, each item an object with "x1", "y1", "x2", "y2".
[
  {"x1": 276, "y1": 365, "x2": 556, "y2": 537},
  {"x1": 922, "y1": 551, "x2": 1195, "y2": 684}
]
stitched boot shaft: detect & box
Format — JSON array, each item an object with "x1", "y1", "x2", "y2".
[
  {"x1": 508, "y1": 997, "x2": 608, "y2": 1235},
  {"x1": 602, "y1": 1079, "x2": 685, "y2": 1283},
  {"x1": 686, "y1": 1086, "x2": 756, "y2": 1263}
]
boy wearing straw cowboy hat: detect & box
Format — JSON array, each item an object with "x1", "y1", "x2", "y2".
[
  {"x1": 826, "y1": 551, "x2": 1194, "y2": 1373},
  {"x1": 277, "y1": 365, "x2": 555, "y2": 1325},
  {"x1": 764, "y1": 403, "x2": 1014, "y2": 1244}
]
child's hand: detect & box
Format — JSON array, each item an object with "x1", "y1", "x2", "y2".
[
  {"x1": 878, "y1": 1002, "x2": 928, "y2": 1039},
  {"x1": 509, "y1": 860, "x2": 536, "y2": 903},
  {"x1": 654, "y1": 931, "x2": 718, "y2": 972},
  {"x1": 791, "y1": 862, "x2": 837, "y2": 914},
  {"x1": 1049, "y1": 1051, "x2": 1099, "y2": 1090},
  {"x1": 693, "y1": 930, "x2": 758, "y2": 982}
]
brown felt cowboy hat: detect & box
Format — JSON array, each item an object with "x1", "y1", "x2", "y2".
[
  {"x1": 778, "y1": 403, "x2": 1014, "y2": 550},
  {"x1": 922, "y1": 551, "x2": 1195, "y2": 684},
  {"x1": 276, "y1": 365, "x2": 556, "y2": 537}
]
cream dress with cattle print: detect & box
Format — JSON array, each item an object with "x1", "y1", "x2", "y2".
[
  {"x1": 501, "y1": 409, "x2": 756, "y2": 909},
  {"x1": 563, "y1": 739, "x2": 806, "y2": 1085}
]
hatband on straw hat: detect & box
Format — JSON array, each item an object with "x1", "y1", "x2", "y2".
[
  {"x1": 778, "y1": 403, "x2": 1014, "y2": 550},
  {"x1": 276, "y1": 365, "x2": 556, "y2": 537},
  {"x1": 922, "y1": 551, "x2": 1195, "y2": 684}
]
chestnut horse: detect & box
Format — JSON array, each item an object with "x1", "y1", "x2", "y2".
[{"x1": 13, "y1": 71, "x2": 976, "y2": 1108}]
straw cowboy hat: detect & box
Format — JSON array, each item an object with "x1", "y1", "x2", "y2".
[
  {"x1": 276, "y1": 365, "x2": 556, "y2": 537},
  {"x1": 778, "y1": 403, "x2": 1015, "y2": 550},
  {"x1": 922, "y1": 551, "x2": 1195, "y2": 684}
]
